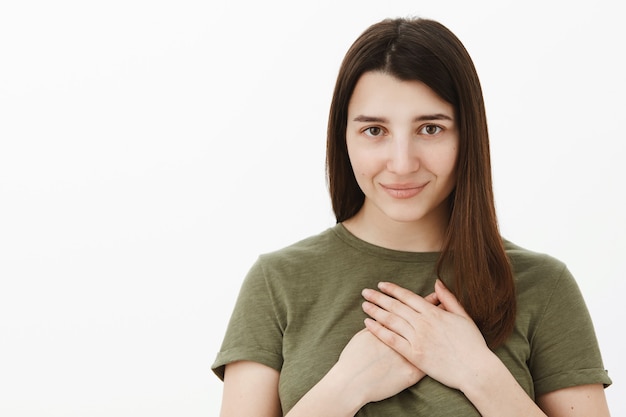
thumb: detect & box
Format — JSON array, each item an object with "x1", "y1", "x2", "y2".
[
  {"x1": 434, "y1": 279, "x2": 470, "y2": 317},
  {"x1": 423, "y1": 291, "x2": 440, "y2": 306}
]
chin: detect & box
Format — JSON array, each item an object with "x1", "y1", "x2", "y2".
[
  {"x1": 379, "y1": 203, "x2": 449, "y2": 225},
  {"x1": 382, "y1": 211, "x2": 431, "y2": 224}
]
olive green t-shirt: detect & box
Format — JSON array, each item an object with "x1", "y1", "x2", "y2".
[{"x1": 212, "y1": 224, "x2": 611, "y2": 415}]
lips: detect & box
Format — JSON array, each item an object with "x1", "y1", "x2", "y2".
[{"x1": 381, "y1": 182, "x2": 428, "y2": 199}]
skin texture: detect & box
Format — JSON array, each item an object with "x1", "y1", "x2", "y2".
[
  {"x1": 218, "y1": 72, "x2": 611, "y2": 416},
  {"x1": 220, "y1": 361, "x2": 281, "y2": 417}
]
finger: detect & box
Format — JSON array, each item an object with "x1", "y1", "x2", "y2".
[
  {"x1": 434, "y1": 279, "x2": 470, "y2": 317},
  {"x1": 361, "y1": 295, "x2": 415, "y2": 336},
  {"x1": 376, "y1": 282, "x2": 435, "y2": 314},
  {"x1": 362, "y1": 288, "x2": 422, "y2": 319},
  {"x1": 362, "y1": 299, "x2": 416, "y2": 337},
  {"x1": 364, "y1": 317, "x2": 411, "y2": 357},
  {"x1": 423, "y1": 291, "x2": 440, "y2": 306}
]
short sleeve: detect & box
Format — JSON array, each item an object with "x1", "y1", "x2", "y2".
[
  {"x1": 211, "y1": 257, "x2": 284, "y2": 380},
  {"x1": 528, "y1": 266, "x2": 612, "y2": 395}
]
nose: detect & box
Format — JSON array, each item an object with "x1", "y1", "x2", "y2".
[{"x1": 386, "y1": 135, "x2": 419, "y2": 175}]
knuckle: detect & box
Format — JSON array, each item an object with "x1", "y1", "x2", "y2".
[
  {"x1": 406, "y1": 367, "x2": 421, "y2": 383},
  {"x1": 383, "y1": 311, "x2": 399, "y2": 326},
  {"x1": 381, "y1": 329, "x2": 400, "y2": 345},
  {"x1": 424, "y1": 307, "x2": 442, "y2": 321}
]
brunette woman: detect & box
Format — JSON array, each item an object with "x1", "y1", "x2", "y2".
[{"x1": 213, "y1": 17, "x2": 611, "y2": 416}]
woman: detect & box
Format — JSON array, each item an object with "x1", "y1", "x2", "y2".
[{"x1": 213, "y1": 17, "x2": 612, "y2": 416}]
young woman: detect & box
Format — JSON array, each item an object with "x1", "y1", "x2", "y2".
[{"x1": 212, "y1": 17, "x2": 612, "y2": 416}]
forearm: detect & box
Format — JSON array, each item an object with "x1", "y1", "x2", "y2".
[
  {"x1": 285, "y1": 328, "x2": 426, "y2": 416},
  {"x1": 460, "y1": 352, "x2": 546, "y2": 417},
  {"x1": 285, "y1": 365, "x2": 364, "y2": 417}
]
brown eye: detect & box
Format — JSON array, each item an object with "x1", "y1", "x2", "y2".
[
  {"x1": 420, "y1": 124, "x2": 443, "y2": 135},
  {"x1": 364, "y1": 126, "x2": 383, "y2": 137}
]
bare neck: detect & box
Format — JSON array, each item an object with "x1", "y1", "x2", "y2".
[{"x1": 342, "y1": 205, "x2": 448, "y2": 253}]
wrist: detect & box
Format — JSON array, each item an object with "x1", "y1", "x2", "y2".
[
  {"x1": 323, "y1": 363, "x2": 367, "y2": 413},
  {"x1": 457, "y1": 351, "x2": 546, "y2": 417},
  {"x1": 286, "y1": 364, "x2": 364, "y2": 417},
  {"x1": 458, "y1": 350, "x2": 503, "y2": 399},
  {"x1": 459, "y1": 351, "x2": 531, "y2": 410}
]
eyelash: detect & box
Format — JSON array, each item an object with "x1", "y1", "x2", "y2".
[
  {"x1": 362, "y1": 124, "x2": 444, "y2": 137},
  {"x1": 363, "y1": 126, "x2": 385, "y2": 137},
  {"x1": 420, "y1": 124, "x2": 443, "y2": 135}
]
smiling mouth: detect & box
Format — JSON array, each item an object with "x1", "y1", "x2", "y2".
[{"x1": 381, "y1": 183, "x2": 427, "y2": 199}]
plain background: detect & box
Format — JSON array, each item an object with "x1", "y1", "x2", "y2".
[{"x1": 1, "y1": 0, "x2": 624, "y2": 416}]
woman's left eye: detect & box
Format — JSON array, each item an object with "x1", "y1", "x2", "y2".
[{"x1": 419, "y1": 124, "x2": 443, "y2": 135}]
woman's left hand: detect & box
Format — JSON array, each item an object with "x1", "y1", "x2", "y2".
[{"x1": 361, "y1": 279, "x2": 494, "y2": 392}]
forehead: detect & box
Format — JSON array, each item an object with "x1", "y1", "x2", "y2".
[{"x1": 348, "y1": 71, "x2": 454, "y2": 119}]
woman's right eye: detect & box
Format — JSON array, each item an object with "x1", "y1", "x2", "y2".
[{"x1": 363, "y1": 126, "x2": 383, "y2": 137}]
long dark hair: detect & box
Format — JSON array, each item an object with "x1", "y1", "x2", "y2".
[{"x1": 326, "y1": 18, "x2": 515, "y2": 348}]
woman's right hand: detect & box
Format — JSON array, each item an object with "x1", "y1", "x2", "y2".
[
  {"x1": 327, "y1": 289, "x2": 440, "y2": 406},
  {"x1": 330, "y1": 328, "x2": 426, "y2": 405},
  {"x1": 286, "y1": 290, "x2": 438, "y2": 417}
]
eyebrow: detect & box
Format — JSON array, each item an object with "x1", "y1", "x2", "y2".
[{"x1": 352, "y1": 114, "x2": 454, "y2": 123}]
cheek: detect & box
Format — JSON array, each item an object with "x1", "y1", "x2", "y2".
[
  {"x1": 350, "y1": 158, "x2": 381, "y2": 194},
  {"x1": 423, "y1": 146, "x2": 458, "y2": 176},
  {"x1": 441, "y1": 143, "x2": 459, "y2": 174},
  {"x1": 352, "y1": 162, "x2": 372, "y2": 180},
  {"x1": 347, "y1": 146, "x2": 374, "y2": 178},
  {"x1": 446, "y1": 148, "x2": 459, "y2": 175}
]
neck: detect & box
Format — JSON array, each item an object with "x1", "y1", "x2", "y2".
[{"x1": 342, "y1": 203, "x2": 449, "y2": 252}]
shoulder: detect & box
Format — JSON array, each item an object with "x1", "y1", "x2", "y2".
[
  {"x1": 503, "y1": 239, "x2": 567, "y2": 278},
  {"x1": 257, "y1": 226, "x2": 342, "y2": 266},
  {"x1": 245, "y1": 225, "x2": 349, "y2": 286},
  {"x1": 502, "y1": 239, "x2": 583, "y2": 307}
]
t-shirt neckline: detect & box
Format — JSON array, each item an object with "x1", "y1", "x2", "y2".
[{"x1": 331, "y1": 223, "x2": 441, "y2": 263}]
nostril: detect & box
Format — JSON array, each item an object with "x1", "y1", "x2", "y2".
[{"x1": 387, "y1": 150, "x2": 420, "y2": 175}]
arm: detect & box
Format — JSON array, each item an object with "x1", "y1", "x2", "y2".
[
  {"x1": 219, "y1": 289, "x2": 441, "y2": 417},
  {"x1": 286, "y1": 329, "x2": 425, "y2": 417},
  {"x1": 219, "y1": 361, "x2": 282, "y2": 417},
  {"x1": 220, "y1": 330, "x2": 427, "y2": 417},
  {"x1": 362, "y1": 280, "x2": 610, "y2": 417},
  {"x1": 288, "y1": 291, "x2": 441, "y2": 416},
  {"x1": 461, "y1": 361, "x2": 610, "y2": 417},
  {"x1": 537, "y1": 384, "x2": 611, "y2": 417}
]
